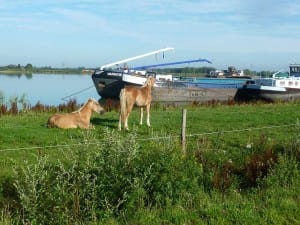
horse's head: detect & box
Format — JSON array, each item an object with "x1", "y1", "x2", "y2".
[
  {"x1": 146, "y1": 76, "x2": 156, "y2": 88},
  {"x1": 88, "y1": 98, "x2": 105, "y2": 114}
]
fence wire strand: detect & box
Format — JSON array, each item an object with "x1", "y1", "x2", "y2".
[{"x1": 1, "y1": 123, "x2": 299, "y2": 153}]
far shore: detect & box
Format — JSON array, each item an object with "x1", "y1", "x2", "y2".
[{"x1": 0, "y1": 69, "x2": 94, "y2": 75}]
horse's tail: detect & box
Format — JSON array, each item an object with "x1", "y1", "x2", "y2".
[{"x1": 120, "y1": 88, "x2": 127, "y2": 122}]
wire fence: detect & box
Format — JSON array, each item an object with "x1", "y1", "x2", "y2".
[
  {"x1": 1, "y1": 122, "x2": 299, "y2": 153},
  {"x1": 186, "y1": 123, "x2": 299, "y2": 137}
]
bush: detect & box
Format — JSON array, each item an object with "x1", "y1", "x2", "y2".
[
  {"x1": 12, "y1": 128, "x2": 203, "y2": 224},
  {"x1": 7, "y1": 128, "x2": 300, "y2": 224}
]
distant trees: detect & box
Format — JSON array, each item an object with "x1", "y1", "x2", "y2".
[
  {"x1": 256, "y1": 71, "x2": 274, "y2": 78},
  {"x1": 0, "y1": 63, "x2": 275, "y2": 77},
  {"x1": 24, "y1": 64, "x2": 33, "y2": 70},
  {"x1": 154, "y1": 66, "x2": 215, "y2": 77},
  {"x1": 0, "y1": 64, "x2": 89, "y2": 74}
]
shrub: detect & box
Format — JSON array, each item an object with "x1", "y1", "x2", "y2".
[
  {"x1": 12, "y1": 128, "x2": 203, "y2": 224},
  {"x1": 9, "y1": 127, "x2": 300, "y2": 224}
]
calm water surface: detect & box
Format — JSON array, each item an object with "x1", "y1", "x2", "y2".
[{"x1": 0, "y1": 74, "x2": 99, "y2": 106}]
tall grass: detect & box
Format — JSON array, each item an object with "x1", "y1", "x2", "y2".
[
  {"x1": 0, "y1": 128, "x2": 298, "y2": 224},
  {"x1": 0, "y1": 96, "x2": 80, "y2": 115},
  {"x1": 9, "y1": 128, "x2": 201, "y2": 224}
]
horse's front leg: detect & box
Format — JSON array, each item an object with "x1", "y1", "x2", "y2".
[
  {"x1": 79, "y1": 121, "x2": 93, "y2": 129},
  {"x1": 88, "y1": 123, "x2": 95, "y2": 129},
  {"x1": 146, "y1": 104, "x2": 151, "y2": 127},
  {"x1": 140, "y1": 107, "x2": 143, "y2": 125},
  {"x1": 124, "y1": 112, "x2": 129, "y2": 130},
  {"x1": 118, "y1": 113, "x2": 122, "y2": 131}
]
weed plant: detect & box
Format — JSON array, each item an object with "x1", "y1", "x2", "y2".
[
  {"x1": 11, "y1": 128, "x2": 202, "y2": 224},
  {"x1": 5, "y1": 131, "x2": 300, "y2": 224}
]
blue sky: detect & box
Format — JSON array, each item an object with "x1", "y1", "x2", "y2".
[{"x1": 1, "y1": 0, "x2": 300, "y2": 71}]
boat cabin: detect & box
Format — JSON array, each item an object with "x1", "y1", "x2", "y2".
[{"x1": 289, "y1": 64, "x2": 300, "y2": 77}]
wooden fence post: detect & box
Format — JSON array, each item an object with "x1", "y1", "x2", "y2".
[{"x1": 181, "y1": 108, "x2": 187, "y2": 155}]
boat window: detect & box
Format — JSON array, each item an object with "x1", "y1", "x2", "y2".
[
  {"x1": 291, "y1": 66, "x2": 300, "y2": 73},
  {"x1": 288, "y1": 81, "x2": 293, "y2": 86},
  {"x1": 279, "y1": 81, "x2": 285, "y2": 86},
  {"x1": 295, "y1": 81, "x2": 299, "y2": 86}
]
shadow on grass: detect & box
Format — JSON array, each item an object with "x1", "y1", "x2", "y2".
[{"x1": 91, "y1": 118, "x2": 118, "y2": 129}]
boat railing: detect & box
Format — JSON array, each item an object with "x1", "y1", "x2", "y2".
[{"x1": 272, "y1": 70, "x2": 289, "y2": 79}]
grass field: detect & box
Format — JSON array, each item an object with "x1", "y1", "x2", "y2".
[
  {"x1": 1, "y1": 102, "x2": 299, "y2": 172},
  {"x1": 0, "y1": 102, "x2": 300, "y2": 224}
]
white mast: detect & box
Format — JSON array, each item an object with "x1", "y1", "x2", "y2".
[{"x1": 100, "y1": 47, "x2": 174, "y2": 70}]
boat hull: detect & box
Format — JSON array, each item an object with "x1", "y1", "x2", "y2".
[
  {"x1": 92, "y1": 70, "x2": 124, "y2": 99},
  {"x1": 92, "y1": 70, "x2": 240, "y2": 105},
  {"x1": 152, "y1": 86, "x2": 237, "y2": 105},
  {"x1": 236, "y1": 85, "x2": 300, "y2": 102}
]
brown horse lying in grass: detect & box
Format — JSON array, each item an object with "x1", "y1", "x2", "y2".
[
  {"x1": 118, "y1": 76, "x2": 155, "y2": 130},
  {"x1": 47, "y1": 98, "x2": 105, "y2": 129}
]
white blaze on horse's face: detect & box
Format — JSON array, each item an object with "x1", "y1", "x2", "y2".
[
  {"x1": 146, "y1": 77, "x2": 155, "y2": 88},
  {"x1": 152, "y1": 77, "x2": 156, "y2": 86}
]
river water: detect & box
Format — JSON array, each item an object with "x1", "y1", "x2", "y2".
[{"x1": 0, "y1": 73, "x2": 99, "y2": 106}]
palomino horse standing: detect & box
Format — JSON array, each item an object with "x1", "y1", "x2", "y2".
[
  {"x1": 47, "y1": 98, "x2": 105, "y2": 129},
  {"x1": 118, "y1": 76, "x2": 155, "y2": 130}
]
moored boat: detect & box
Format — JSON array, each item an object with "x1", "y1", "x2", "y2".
[
  {"x1": 123, "y1": 74, "x2": 251, "y2": 105},
  {"x1": 236, "y1": 64, "x2": 300, "y2": 102},
  {"x1": 91, "y1": 48, "x2": 251, "y2": 105},
  {"x1": 92, "y1": 47, "x2": 174, "y2": 100}
]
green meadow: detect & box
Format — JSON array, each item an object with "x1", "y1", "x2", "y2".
[{"x1": 0, "y1": 102, "x2": 300, "y2": 224}]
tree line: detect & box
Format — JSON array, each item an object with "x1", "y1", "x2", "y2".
[
  {"x1": 0, "y1": 64, "x2": 93, "y2": 74},
  {"x1": 153, "y1": 66, "x2": 274, "y2": 78},
  {"x1": 0, "y1": 64, "x2": 275, "y2": 77}
]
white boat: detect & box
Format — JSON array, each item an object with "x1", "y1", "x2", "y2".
[{"x1": 236, "y1": 64, "x2": 300, "y2": 102}]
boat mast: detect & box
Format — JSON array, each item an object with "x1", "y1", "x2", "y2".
[{"x1": 100, "y1": 47, "x2": 174, "y2": 70}]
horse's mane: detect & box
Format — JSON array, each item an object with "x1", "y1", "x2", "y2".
[{"x1": 73, "y1": 98, "x2": 97, "y2": 113}]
